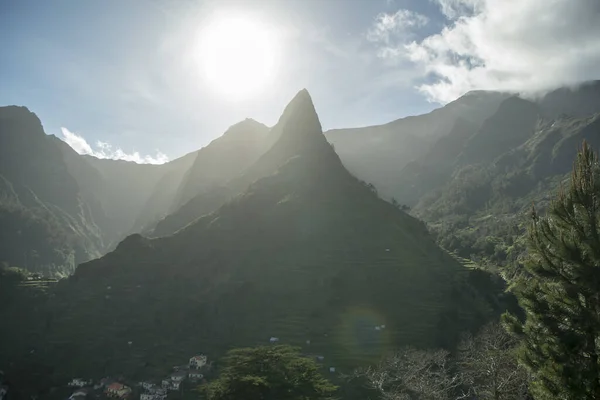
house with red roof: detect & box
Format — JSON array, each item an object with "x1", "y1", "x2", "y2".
[
  {"x1": 106, "y1": 382, "x2": 132, "y2": 398},
  {"x1": 189, "y1": 354, "x2": 207, "y2": 369}
]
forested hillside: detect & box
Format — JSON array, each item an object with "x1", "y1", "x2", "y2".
[
  {"x1": 392, "y1": 82, "x2": 600, "y2": 269},
  {"x1": 0, "y1": 106, "x2": 104, "y2": 276},
  {"x1": 0, "y1": 91, "x2": 495, "y2": 396}
]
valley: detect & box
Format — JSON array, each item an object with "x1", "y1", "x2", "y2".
[{"x1": 1, "y1": 81, "x2": 599, "y2": 400}]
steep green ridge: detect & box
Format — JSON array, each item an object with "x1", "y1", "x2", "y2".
[
  {"x1": 152, "y1": 119, "x2": 271, "y2": 236},
  {"x1": 411, "y1": 107, "x2": 600, "y2": 267},
  {"x1": 327, "y1": 82, "x2": 600, "y2": 204},
  {"x1": 0, "y1": 105, "x2": 272, "y2": 274},
  {"x1": 152, "y1": 90, "x2": 329, "y2": 237},
  {"x1": 538, "y1": 80, "x2": 600, "y2": 118},
  {"x1": 393, "y1": 117, "x2": 479, "y2": 206},
  {"x1": 172, "y1": 118, "x2": 271, "y2": 210},
  {"x1": 0, "y1": 106, "x2": 104, "y2": 276},
  {"x1": 459, "y1": 96, "x2": 539, "y2": 165},
  {"x1": 2, "y1": 91, "x2": 491, "y2": 390},
  {"x1": 324, "y1": 90, "x2": 511, "y2": 199}
]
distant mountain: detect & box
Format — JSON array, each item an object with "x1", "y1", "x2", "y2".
[
  {"x1": 152, "y1": 119, "x2": 271, "y2": 236},
  {"x1": 153, "y1": 89, "x2": 346, "y2": 237},
  {"x1": 127, "y1": 153, "x2": 197, "y2": 235},
  {"x1": 3, "y1": 91, "x2": 491, "y2": 388},
  {"x1": 0, "y1": 107, "x2": 272, "y2": 274},
  {"x1": 379, "y1": 82, "x2": 600, "y2": 269},
  {"x1": 538, "y1": 80, "x2": 600, "y2": 118},
  {"x1": 418, "y1": 111, "x2": 600, "y2": 217},
  {"x1": 325, "y1": 82, "x2": 600, "y2": 204},
  {"x1": 0, "y1": 106, "x2": 104, "y2": 276},
  {"x1": 324, "y1": 90, "x2": 511, "y2": 199},
  {"x1": 3, "y1": 81, "x2": 598, "y2": 278},
  {"x1": 172, "y1": 118, "x2": 271, "y2": 210},
  {"x1": 393, "y1": 82, "x2": 600, "y2": 211}
]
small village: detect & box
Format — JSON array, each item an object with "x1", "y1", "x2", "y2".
[
  {"x1": 62, "y1": 325, "x2": 389, "y2": 400},
  {"x1": 65, "y1": 354, "x2": 208, "y2": 400}
]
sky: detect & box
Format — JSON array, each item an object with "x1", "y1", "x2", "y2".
[{"x1": 1, "y1": 0, "x2": 599, "y2": 164}]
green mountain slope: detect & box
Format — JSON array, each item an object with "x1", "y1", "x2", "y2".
[
  {"x1": 538, "y1": 80, "x2": 600, "y2": 118},
  {"x1": 414, "y1": 111, "x2": 600, "y2": 266},
  {"x1": 391, "y1": 83, "x2": 600, "y2": 212},
  {"x1": 152, "y1": 119, "x2": 272, "y2": 236},
  {"x1": 2, "y1": 90, "x2": 491, "y2": 389},
  {"x1": 0, "y1": 106, "x2": 104, "y2": 276},
  {"x1": 171, "y1": 118, "x2": 271, "y2": 211},
  {"x1": 152, "y1": 90, "x2": 329, "y2": 237},
  {"x1": 324, "y1": 90, "x2": 511, "y2": 199}
]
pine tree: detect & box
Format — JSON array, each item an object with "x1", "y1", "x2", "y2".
[{"x1": 504, "y1": 141, "x2": 600, "y2": 399}]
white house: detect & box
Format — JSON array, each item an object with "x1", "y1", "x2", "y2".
[
  {"x1": 189, "y1": 355, "x2": 207, "y2": 369},
  {"x1": 329, "y1": 367, "x2": 336, "y2": 373},
  {"x1": 375, "y1": 326, "x2": 381, "y2": 331},
  {"x1": 68, "y1": 378, "x2": 88, "y2": 388},
  {"x1": 139, "y1": 382, "x2": 155, "y2": 391},
  {"x1": 161, "y1": 380, "x2": 170, "y2": 389},
  {"x1": 189, "y1": 370, "x2": 203, "y2": 381},
  {"x1": 170, "y1": 381, "x2": 181, "y2": 391},
  {"x1": 269, "y1": 337, "x2": 279, "y2": 343},
  {"x1": 171, "y1": 370, "x2": 187, "y2": 383}
]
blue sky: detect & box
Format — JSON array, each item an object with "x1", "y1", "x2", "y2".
[{"x1": 1, "y1": 0, "x2": 599, "y2": 163}]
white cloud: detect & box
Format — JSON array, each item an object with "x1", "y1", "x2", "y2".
[
  {"x1": 367, "y1": 9, "x2": 429, "y2": 50},
  {"x1": 403, "y1": 0, "x2": 600, "y2": 103},
  {"x1": 60, "y1": 127, "x2": 169, "y2": 164},
  {"x1": 433, "y1": 0, "x2": 480, "y2": 19}
]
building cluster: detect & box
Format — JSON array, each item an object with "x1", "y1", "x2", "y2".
[
  {"x1": 67, "y1": 378, "x2": 132, "y2": 400},
  {"x1": 65, "y1": 354, "x2": 207, "y2": 400},
  {"x1": 145, "y1": 354, "x2": 207, "y2": 398}
]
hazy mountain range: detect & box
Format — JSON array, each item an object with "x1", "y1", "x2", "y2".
[
  {"x1": 1, "y1": 81, "x2": 599, "y2": 397},
  {"x1": 2, "y1": 81, "x2": 598, "y2": 278},
  {"x1": 1, "y1": 90, "x2": 498, "y2": 395}
]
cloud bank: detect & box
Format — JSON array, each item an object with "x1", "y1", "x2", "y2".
[
  {"x1": 371, "y1": 0, "x2": 600, "y2": 103},
  {"x1": 61, "y1": 127, "x2": 169, "y2": 164}
]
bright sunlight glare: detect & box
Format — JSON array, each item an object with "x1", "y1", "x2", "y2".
[{"x1": 196, "y1": 14, "x2": 280, "y2": 101}]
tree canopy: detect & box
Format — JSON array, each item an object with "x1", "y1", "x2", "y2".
[
  {"x1": 505, "y1": 141, "x2": 600, "y2": 399},
  {"x1": 200, "y1": 345, "x2": 337, "y2": 400}
]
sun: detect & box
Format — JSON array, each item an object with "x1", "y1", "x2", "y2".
[{"x1": 196, "y1": 14, "x2": 280, "y2": 100}]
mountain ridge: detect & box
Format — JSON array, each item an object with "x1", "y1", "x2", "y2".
[{"x1": 1, "y1": 90, "x2": 491, "y2": 391}]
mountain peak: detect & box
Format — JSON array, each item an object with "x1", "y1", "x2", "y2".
[
  {"x1": 278, "y1": 88, "x2": 316, "y2": 119},
  {"x1": 266, "y1": 89, "x2": 333, "y2": 160},
  {"x1": 271, "y1": 89, "x2": 321, "y2": 142},
  {"x1": 0, "y1": 106, "x2": 44, "y2": 137},
  {"x1": 291, "y1": 88, "x2": 311, "y2": 101}
]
